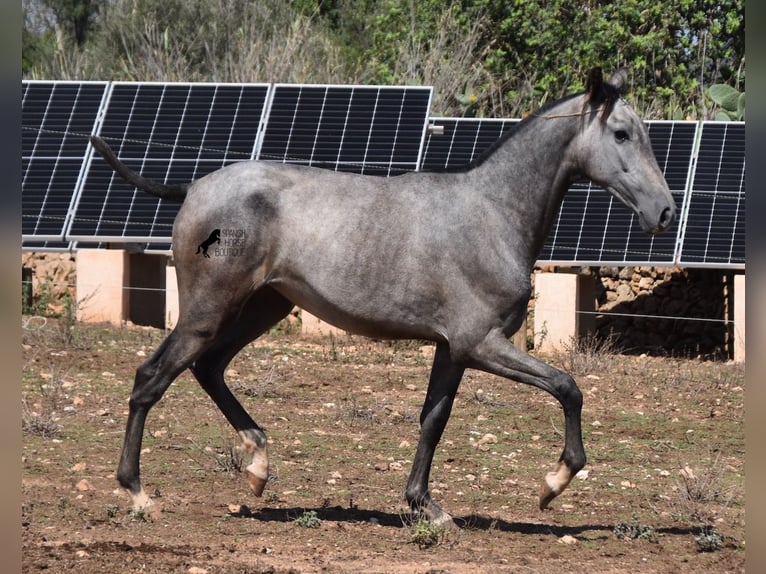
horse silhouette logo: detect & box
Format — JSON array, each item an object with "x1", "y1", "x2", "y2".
[{"x1": 196, "y1": 229, "x2": 221, "y2": 258}]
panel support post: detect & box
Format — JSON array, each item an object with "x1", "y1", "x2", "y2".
[
  {"x1": 75, "y1": 249, "x2": 129, "y2": 325},
  {"x1": 533, "y1": 270, "x2": 595, "y2": 353},
  {"x1": 165, "y1": 261, "x2": 179, "y2": 331},
  {"x1": 733, "y1": 274, "x2": 745, "y2": 363}
]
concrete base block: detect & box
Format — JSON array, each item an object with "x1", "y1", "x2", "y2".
[
  {"x1": 733, "y1": 274, "x2": 745, "y2": 363},
  {"x1": 534, "y1": 272, "x2": 595, "y2": 353},
  {"x1": 301, "y1": 310, "x2": 345, "y2": 337},
  {"x1": 76, "y1": 249, "x2": 128, "y2": 324}
]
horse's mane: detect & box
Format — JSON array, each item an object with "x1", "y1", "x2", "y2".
[
  {"x1": 431, "y1": 68, "x2": 625, "y2": 174},
  {"x1": 434, "y1": 93, "x2": 582, "y2": 174}
]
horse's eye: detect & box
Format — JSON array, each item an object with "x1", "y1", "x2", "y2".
[{"x1": 615, "y1": 130, "x2": 630, "y2": 143}]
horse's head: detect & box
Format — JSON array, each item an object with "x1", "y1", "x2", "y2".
[{"x1": 574, "y1": 68, "x2": 675, "y2": 234}]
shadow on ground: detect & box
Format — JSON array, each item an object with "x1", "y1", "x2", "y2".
[{"x1": 231, "y1": 505, "x2": 703, "y2": 539}]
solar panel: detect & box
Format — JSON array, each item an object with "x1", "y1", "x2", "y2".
[
  {"x1": 67, "y1": 82, "x2": 270, "y2": 243},
  {"x1": 257, "y1": 84, "x2": 433, "y2": 176},
  {"x1": 539, "y1": 120, "x2": 699, "y2": 265},
  {"x1": 677, "y1": 122, "x2": 745, "y2": 268},
  {"x1": 22, "y1": 80, "x2": 109, "y2": 247},
  {"x1": 419, "y1": 117, "x2": 518, "y2": 170}
]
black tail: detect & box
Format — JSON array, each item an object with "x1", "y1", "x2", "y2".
[{"x1": 89, "y1": 135, "x2": 190, "y2": 202}]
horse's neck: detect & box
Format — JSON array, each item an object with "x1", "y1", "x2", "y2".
[{"x1": 471, "y1": 99, "x2": 585, "y2": 257}]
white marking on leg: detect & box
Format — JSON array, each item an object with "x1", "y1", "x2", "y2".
[
  {"x1": 539, "y1": 461, "x2": 574, "y2": 509},
  {"x1": 129, "y1": 487, "x2": 160, "y2": 517},
  {"x1": 239, "y1": 431, "x2": 269, "y2": 496}
]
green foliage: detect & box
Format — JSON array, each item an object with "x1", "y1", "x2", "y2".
[
  {"x1": 22, "y1": 0, "x2": 744, "y2": 119},
  {"x1": 409, "y1": 518, "x2": 445, "y2": 548},
  {"x1": 23, "y1": 277, "x2": 57, "y2": 317},
  {"x1": 708, "y1": 84, "x2": 745, "y2": 120},
  {"x1": 694, "y1": 525, "x2": 724, "y2": 552},
  {"x1": 613, "y1": 514, "x2": 657, "y2": 542},
  {"x1": 293, "y1": 509, "x2": 322, "y2": 528}
]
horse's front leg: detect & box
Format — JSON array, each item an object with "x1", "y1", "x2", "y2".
[
  {"x1": 465, "y1": 329, "x2": 586, "y2": 509},
  {"x1": 405, "y1": 342, "x2": 464, "y2": 527}
]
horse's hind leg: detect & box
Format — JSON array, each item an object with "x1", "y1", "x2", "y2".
[
  {"x1": 190, "y1": 287, "x2": 294, "y2": 497},
  {"x1": 405, "y1": 342, "x2": 464, "y2": 527},
  {"x1": 118, "y1": 322, "x2": 222, "y2": 511}
]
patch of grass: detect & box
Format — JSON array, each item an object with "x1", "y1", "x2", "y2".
[
  {"x1": 613, "y1": 514, "x2": 657, "y2": 542},
  {"x1": 293, "y1": 509, "x2": 321, "y2": 528},
  {"x1": 268, "y1": 312, "x2": 302, "y2": 336},
  {"x1": 128, "y1": 507, "x2": 150, "y2": 522},
  {"x1": 409, "y1": 518, "x2": 446, "y2": 549},
  {"x1": 105, "y1": 504, "x2": 120, "y2": 520}
]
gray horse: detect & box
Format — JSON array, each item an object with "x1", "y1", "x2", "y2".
[{"x1": 90, "y1": 68, "x2": 674, "y2": 528}]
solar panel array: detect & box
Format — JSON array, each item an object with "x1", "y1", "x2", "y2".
[
  {"x1": 22, "y1": 80, "x2": 745, "y2": 269},
  {"x1": 257, "y1": 84, "x2": 432, "y2": 175}
]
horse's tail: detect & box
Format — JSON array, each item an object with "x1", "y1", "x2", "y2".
[{"x1": 89, "y1": 135, "x2": 189, "y2": 202}]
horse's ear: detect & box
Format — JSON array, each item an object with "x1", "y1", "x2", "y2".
[
  {"x1": 586, "y1": 67, "x2": 604, "y2": 102},
  {"x1": 608, "y1": 68, "x2": 629, "y2": 94}
]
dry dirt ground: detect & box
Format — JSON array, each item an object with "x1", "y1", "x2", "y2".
[{"x1": 22, "y1": 319, "x2": 745, "y2": 573}]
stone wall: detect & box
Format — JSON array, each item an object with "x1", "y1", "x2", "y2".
[
  {"x1": 21, "y1": 252, "x2": 76, "y2": 314},
  {"x1": 591, "y1": 266, "x2": 732, "y2": 358}
]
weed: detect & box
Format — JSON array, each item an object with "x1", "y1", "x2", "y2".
[
  {"x1": 23, "y1": 277, "x2": 57, "y2": 317},
  {"x1": 695, "y1": 525, "x2": 724, "y2": 552},
  {"x1": 293, "y1": 510, "x2": 321, "y2": 528},
  {"x1": 613, "y1": 514, "x2": 657, "y2": 542},
  {"x1": 678, "y1": 454, "x2": 728, "y2": 504},
  {"x1": 128, "y1": 507, "x2": 150, "y2": 522},
  {"x1": 21, "y1": 367, "x2": 68, "y2": 439},
  {"x1": 106, "y1": 505, "x2": 120, "y2": 520},
  {"x1": 337, "y1": 396, "x2": 377, "y2": 426},
  {"x1": 409, "y1": 518, "x2": 445, "y2": 548},
  {"x1": 186, "y1": 431, "x2": 245, "y2": 474},
  {"x1": 554, "y1": 332, "x2": 622, "y2": 375},
  {"x1": 21, "y1": 396, "x2": 61, "y2": 438},
  {"x1": 671, "y1": 452, "x2": 738, "y2": 524}
]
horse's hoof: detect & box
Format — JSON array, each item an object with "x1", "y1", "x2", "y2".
[
  {"x1": 246, "y1": 467, "x2": 268, "y2": 497},
  {"x1": 539, "y1": 482, "x2": 557, "y2": 510}
]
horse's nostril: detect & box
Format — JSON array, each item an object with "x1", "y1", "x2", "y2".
[{"x1": 659, "y1": 207, "x2": 673, "y2": 228}]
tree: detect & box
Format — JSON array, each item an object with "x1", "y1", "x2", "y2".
[
  {"x1": 21, "y1": 0, "x2": 745, "y2": 119},
  {"x1": 451, "y1": 0, "x2": 745, "y2": 118}
]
